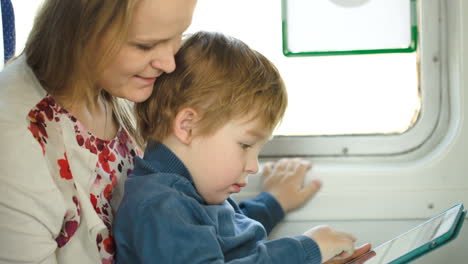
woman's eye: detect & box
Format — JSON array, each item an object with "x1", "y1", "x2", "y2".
[{"x1": 137, "y1": 44, "x2": 153, "y2": 51}]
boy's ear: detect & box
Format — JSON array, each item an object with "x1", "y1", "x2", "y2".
[{"x1": 173, "y1": 108, "x2": 198, "y2": 144}]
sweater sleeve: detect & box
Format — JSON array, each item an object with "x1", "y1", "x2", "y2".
[
  {"x1": 238, "y1": 192, "x2": 285, "y2": 234},
  {"x1": 114, "y1": 190, "x2": 321, "y2": 264},
  {"x1": 0, "y1": 120, "x2": 61, "y2": 264}
]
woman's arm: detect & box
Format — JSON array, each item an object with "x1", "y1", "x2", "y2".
[{"x1": 0, "y1": 127, "x2": 62, "y2": 264}]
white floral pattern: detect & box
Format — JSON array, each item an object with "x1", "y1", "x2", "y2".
[{"x1": 28, "y1": 95, "x2": 142, "y2": 264}]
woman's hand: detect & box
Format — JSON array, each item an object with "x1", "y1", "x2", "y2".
[{"x1": 261, "y1": 158, "x2": 321, "y2": 213}]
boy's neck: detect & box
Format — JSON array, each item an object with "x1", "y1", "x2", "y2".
[{"x1": 162, "y1": 135, "x2": 192, "y2": 174}]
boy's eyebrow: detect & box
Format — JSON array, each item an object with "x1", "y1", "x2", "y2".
[{"x1": 246, "y1": 129, "x2": 271, "y2": 140}]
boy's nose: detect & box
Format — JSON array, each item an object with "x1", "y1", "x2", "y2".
[{"x1": 245, "y1": 159, "x2": 259, "y2": 174}]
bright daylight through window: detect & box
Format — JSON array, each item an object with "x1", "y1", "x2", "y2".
[
  {"x1": 12, "y1": 0, "x2": 420, "y2": 138},
  {"x1": 187, "y1": 0, "x2": 420, "y2": 137}
]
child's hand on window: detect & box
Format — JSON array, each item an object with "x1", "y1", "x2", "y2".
[{"x1": 262, "y1": 158, "x2": 321, "y2": 212}]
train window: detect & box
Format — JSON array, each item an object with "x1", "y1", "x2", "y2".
[
  {"x1": 188, "y1": 0, "x2": 448, "y2": 160},
  {"x1": 11, "y1": 0, "x2": 448, "y2": 160},
  {"x1": 10, "y1": 1, "x2": 44, "y2": 56},
  {"x1": 282, "y1": 0, "x2": 417, "y2": 56}
]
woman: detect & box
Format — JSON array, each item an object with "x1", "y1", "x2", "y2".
[{"x1": 0, "y1": 0, "x2": 368, "y2": 263}]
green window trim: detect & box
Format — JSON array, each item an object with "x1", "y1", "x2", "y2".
[{"x1": 282, "y1": 0, "x2": 418, "y2": 57}]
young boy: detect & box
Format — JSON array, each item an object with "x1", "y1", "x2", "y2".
[{"x1": 114, "y1": 31, "x2": 358, "y2": 264}]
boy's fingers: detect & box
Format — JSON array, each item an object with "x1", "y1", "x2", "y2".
[
  {"x1": 261, "y1": 162, "x2": 275, "y2": 177},
  {"x1": 302, "y1": 179, "x2": 322, "y2": 197},
  {"x1": 301, "y1": 160, "x2": 312, "y2": 170},
  {"x1": 276, "y1": 159, "x2": 289, "y2": 171},
  {"x1": 333, "y1": 232, "x2": 356, "y2": 259},
  {"x1": 338, "y1": 232, "x2": 357, "y2": 242},
  {"x1": 353, "y1": 243, "x2": 372, "y2": 256}
]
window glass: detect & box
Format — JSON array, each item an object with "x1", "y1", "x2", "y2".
[
  {"x1": 11, "y1": 0, "x2": 421, "y2": 138},
  {"x1": 11, "y1": 0, "x2": 44, "y2": 56},
  {"x1": 187, "y1": 0, "x2": 420, "y2": 136}
]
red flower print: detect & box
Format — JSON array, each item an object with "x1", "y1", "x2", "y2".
[
  {"x1": 92, "y1": 174, "x2": 102, "y2": 189},
  {"x1": 28, "y1": 111, "x2": 49, "y2": 154},
  {"x1": 90, "y1": 193, "x2": 101, "y2": 214},
  {"x1": 116, "y1": 132, "x2": 130, "y2": 157},
  {"x1": 98, "y1": 147, "x2": 116, "y2": 173},
  {"x1": 64, "y1": 220, "x2": 78, "y2": 236},
  {"x1": 109, "y1": 170, "x2": 117, "y2": 186},
  {"x1": 101, "y1": 257, "x2": 114, "y2": 264},
  {"x1": 57, "y1": 153, "x2": 72, "y2": 180},
  {"x1": 96, "y1": 139, "x2": 105, "y2": 152},
  {"x1": 85, "y1": 138, "x2": 98, "y2": 154},
  {"x1": 72, "y1": 196, "x2": 81, "y2": 216},
  {"x1": 96, "y1": 233, "x2": 103, "y2": 251},
  {"x1": 55, "y1": 214, "x2": 79, "y2": 248},
  {"x1": 103, "y1": 184, "x2": 113, "y2": 200},
  {"x1": 56, "y1": 234, "x2": 69, "y2": 248},
  {"x1": 103, "y1": 236, "x2": 115, "y2": 254},
  {"x1": 55, "y1": 220, "x2": 79, "y2": 248},
  {"x1": 36, "y1": 98, "x2": 55, "y2": 121},
  {"x1": 76, "y1": 134, "x2": 84, "y2": 146},
  {"x1": 109, "y1": 140, "x2": 115, "y2": 149}
]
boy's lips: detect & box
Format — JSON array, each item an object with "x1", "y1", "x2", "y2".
[{"x1": 231, "y1": 183, "x2": 247, "y2": 193}]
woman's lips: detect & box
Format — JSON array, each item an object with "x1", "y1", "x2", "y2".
[{"x1": 136, "y1": 75, "x2": 157, "y2": 85}]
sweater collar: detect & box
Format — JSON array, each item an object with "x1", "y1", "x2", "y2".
[{"x1": 133, "y1": 141, "x2": 193, "y2": 183}]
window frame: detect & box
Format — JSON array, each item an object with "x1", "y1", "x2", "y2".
[
  {"x1": 261, "y1": 0, "x2": 450, "y2": 161},
  {"x1": 281, "y1": 0, "x2": 419, "y2": 57}
]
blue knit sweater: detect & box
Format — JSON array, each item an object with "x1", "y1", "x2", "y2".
[{"x1": 114, "y1": 142, "x2": 321, "y2": 264}]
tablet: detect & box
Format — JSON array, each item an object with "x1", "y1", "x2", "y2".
[{"x1": 346, "y1": 203, "x2": 466, "y2": 264}]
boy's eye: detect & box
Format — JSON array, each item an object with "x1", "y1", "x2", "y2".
[{"x1": 239, "y1": 143, "x2": 252, "y2": 150}]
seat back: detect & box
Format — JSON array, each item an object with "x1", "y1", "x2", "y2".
[{"x1": 1, "y1": 0, "x2": 15, "y2": 69}]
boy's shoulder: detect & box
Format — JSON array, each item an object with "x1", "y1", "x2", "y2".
[{"x1": 120, "y1": 171, "x2": 202, "y2": 212}]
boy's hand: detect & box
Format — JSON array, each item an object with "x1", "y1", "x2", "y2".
[
  {"x1": 262, "y1": 158, "x2": 321, "y2": 212},
  {"x1": 304, "y1": 225, "x2": 356, "y2": 263},
  {"x1": 324, "y1": 243, "x2": 374, "y2": 264}
]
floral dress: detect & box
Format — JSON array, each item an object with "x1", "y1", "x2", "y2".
[{"x1": 28, "y1": 95, "x2": 142, "y2": 264}]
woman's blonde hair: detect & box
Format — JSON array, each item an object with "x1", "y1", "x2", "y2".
[
  {"x1": 136, "y1": 31, "x2": 288, "y2": 143},
  {"x1": 24, "y1": 0, "x2": 140, "y2": 146}
]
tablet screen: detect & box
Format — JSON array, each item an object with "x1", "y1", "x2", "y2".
[{"x1": 347, "y1": 204, "x2": 462, "y2": 264}]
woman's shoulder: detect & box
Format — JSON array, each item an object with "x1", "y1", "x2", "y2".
[
  {"x1": 0, "y1": 87, "x2": 78, "y2": 195},
  {"x1": 0, "y1": 55, "x2": 48, "y2": 125}
]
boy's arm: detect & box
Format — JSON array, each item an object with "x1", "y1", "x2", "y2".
[
  {"x1": 237, "y1": 192, "x2": 285, "y2": 234},
  {"x1": 239, "y1": 159, "x2": 321, "y2": 234},
  {"x1": 114, "y1": 194, "x2": 321, "y2": 264}
]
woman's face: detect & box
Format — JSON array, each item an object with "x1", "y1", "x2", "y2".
[{"x1": 98, "y1": 0, "x2": 197, "y2": 103}]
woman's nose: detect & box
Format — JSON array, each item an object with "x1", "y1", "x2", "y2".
[
  {"x1": 150, "y1": 41, "x2": 177, "y2": 74},
  {"x1": 151, "y1": 52, "x2": 176, "y2": 74}
]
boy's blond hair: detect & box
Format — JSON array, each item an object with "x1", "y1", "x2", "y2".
[{"x1": 136, "y1": 31, "x2": 288, "y2": 142}]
